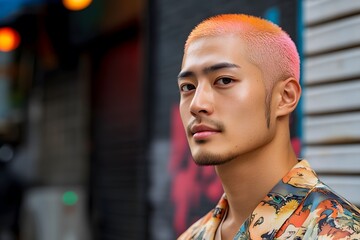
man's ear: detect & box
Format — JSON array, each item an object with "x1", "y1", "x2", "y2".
[{"x1": 276, "y1": 77, "x2": 301, "y2": 117}]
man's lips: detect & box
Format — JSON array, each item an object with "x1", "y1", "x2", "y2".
[{"x1": 190, "y1": 124, "x2": 221, "y2": 140}]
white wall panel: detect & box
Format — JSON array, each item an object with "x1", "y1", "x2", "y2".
[
  {"x1": 305, "y1": 0, "x2": 360, "y2": 25},
  {"x1": 304, "y1": 80, "x2": 360, "y2": 114},
  {"x1": 304, "y1": 112, "x2": 360, "y2": 144},
  {"x1": 304, "y1": 144, "x2": 360, "y2": 173},
  {"x1": 304, "y1": 47, "x2": 360, "y2": 85},
  {"x1": 305, "y1": 15, "x2": 360, "y2": 55}
]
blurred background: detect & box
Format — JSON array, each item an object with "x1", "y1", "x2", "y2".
[{"x1": 0, "y1": 0, "x2": 359, "y2": 239}]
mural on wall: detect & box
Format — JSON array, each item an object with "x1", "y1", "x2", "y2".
[{"x1": 168, "y1": 106, "x2": 223, "y2": 235}]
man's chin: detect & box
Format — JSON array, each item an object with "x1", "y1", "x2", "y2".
[{"x1": 192, "y1": 151, "x2": 237, "y2": 166}]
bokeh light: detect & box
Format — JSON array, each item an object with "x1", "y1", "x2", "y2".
[
  {"x1": 0, "y1": 27, "x2": 20, "y2": 52},
  {"x1": 62, "y1": 191, "x2": 78, "y2": 206},
  {"x1": 62, "y1": 0, "x2": 92, "y2": 11}
]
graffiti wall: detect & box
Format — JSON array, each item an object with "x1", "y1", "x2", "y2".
[{"x1": 169, "y1": 106, "x2": 223, "y2": 235}]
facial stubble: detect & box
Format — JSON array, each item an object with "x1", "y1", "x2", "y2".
[
  {"x1": 187, "y1": 119, "x2": 233, "y2": 166},
  {"x1": 188, "y1": 119, "x2": 247, "y2": 166},
  {"x1": 187, "y1": 95, "x2": 272, "y2": 166}
]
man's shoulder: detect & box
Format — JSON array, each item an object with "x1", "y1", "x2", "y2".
[
  {"x1": 305, "y1": 181, "x2": 360, "y2": 214},
  {"x1": 178, "y1": 193, "x2": 228, "y2": 239},
  {"x1": 177, "y1": 210, "x2": 214, "y2": 240},
  {"x1": 299, "y1": 181, "x2": 360, "y2": 238}
]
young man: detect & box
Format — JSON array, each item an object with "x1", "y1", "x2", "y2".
[{"x1": 177, "y1": 14, "x2": 360, "y2": 240}]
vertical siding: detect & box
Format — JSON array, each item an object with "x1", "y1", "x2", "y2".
[{"x1": 303, "y1": 0, "x2": 360, "y2": 205}]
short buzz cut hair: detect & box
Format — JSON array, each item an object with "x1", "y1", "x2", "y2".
[
  {"x1": 185, "y1": 14, "x2": 300, "y2": 86},
  {"x1": 184, "y1": 14, "x2": 300, "y2": 127}
]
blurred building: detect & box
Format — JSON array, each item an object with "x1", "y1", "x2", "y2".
[
  {"x1": 0, "y1": 0, "x2": 359, "y2": 240},
  {"x1": 0, "y1": 0, "x2": 147, "y2": 239}
]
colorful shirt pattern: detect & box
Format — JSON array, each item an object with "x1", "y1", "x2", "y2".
[{"x1": 177, "y1": 160, "x2": 360, "y2": 239}]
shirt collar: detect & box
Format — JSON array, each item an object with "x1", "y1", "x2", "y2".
[
  {"x1": 235, "y1": 160, "x2": 319, "y2": 238},
  {"x1": 197, "y1": 160, "x2": 320, "y2": 239}
]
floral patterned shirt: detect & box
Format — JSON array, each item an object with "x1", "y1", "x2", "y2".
[{"x1": 177, "y1": 160, "x2": 360, "y2": 239}]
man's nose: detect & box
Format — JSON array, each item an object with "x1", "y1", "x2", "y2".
[{"x1": 189, "y1": 84, "x2": 214, "y2": 116}]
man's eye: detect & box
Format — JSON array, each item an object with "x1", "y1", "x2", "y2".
[
  {"x1": 180, "y1": 84, "x2": 196, "y2": 92},
  {"x1": 216, "y1": 78, "x2": 233, "y2": 85}
]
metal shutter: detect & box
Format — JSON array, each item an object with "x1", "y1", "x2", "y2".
[{"x1": 303, "y1": 0, "x2": 360, "y2": 205}]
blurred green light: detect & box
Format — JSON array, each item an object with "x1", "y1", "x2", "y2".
[{"x1": 62, "y1": 191, "x2": 78, "y2": 206}]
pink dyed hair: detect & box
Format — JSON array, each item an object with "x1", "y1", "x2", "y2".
[{"x1": 185, "y1": 14, "x2": 300, "y2": 87}]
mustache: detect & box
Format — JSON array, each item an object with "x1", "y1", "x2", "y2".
[{"x1": 186, "y1": 118, "x2": 225, "y2": 135}]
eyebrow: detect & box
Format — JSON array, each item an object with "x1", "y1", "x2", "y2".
[{"x1": 177, "y1": 62, "x2": 241, "y2": 79}]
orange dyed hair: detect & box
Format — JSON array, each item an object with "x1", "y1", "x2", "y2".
[{"x1": 185, "y1": 14, "x2": 300, "y2": 85}]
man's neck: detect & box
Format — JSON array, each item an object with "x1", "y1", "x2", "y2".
[{"x1": 215, "y1": 138, "x2": 298, "y2": 238}]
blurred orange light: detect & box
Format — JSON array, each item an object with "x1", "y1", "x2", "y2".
[
  {"x1": 63, "y1": 0, "x2": 92, "y2": 11},
  {"x1": 0, "y1": 27, "x2": 20, "y2": 52}
]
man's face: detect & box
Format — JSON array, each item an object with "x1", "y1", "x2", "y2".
[{"x1": 178, "y1": 35, "x2": 275, "y2": 165}]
